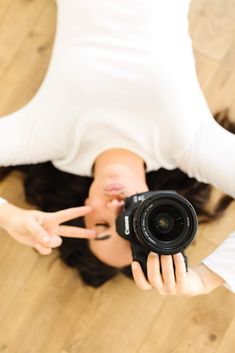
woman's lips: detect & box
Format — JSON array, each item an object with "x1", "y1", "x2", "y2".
[{"x1": 104, "y1": 183, "x2": 125, "y2": 195}]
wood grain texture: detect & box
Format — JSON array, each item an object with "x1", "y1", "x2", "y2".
[{"x1": 0, "y1": 1, "x2": 235, "y2": 353}]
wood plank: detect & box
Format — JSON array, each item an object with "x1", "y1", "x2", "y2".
[
  {"x1": 189, "y1": 0, "x2": 235, "y2": 115},
  {"x1": 0, "y1": 0, "x2": 11, "y2": 22},
  {"x1": 0, "y1": 1, "x2": 235, "y2": 353},
  {"x1": 199, "y1": 200, "x2": 235, "y2": 247},
  {"x1": 215, "y1": 317, "x2": 235, "y2": 353},
  {"x1": 0, "y1": 0, "x2": 50, "y2": 77},
  {"x1": 138, "y1": 288, "x2": 235, "y2": 353},
  {"x1": 204, "y1": 36, "x2": 235, "y2": 116},
  {"x1": 0, "y1": 172, "x2": 39, "y2": 325},
  {"x1": 190, "y1": 0, "x2": 235, "y2": 62},
  {"x1": 61, "y1": 277, "x2": 165, "y2": 353},
  {"x1": 0, "y1": 0, "x2": 56, "y2": 114},
  {"x1": 0, "y1": 253, "x2": 94, "y2": 353}
]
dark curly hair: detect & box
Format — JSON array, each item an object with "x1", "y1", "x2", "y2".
[{"x1": 0, "y1": 110, "x2": 234, "y2": 287}]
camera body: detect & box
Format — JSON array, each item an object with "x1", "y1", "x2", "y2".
[{"x1": 115, "y1": 191, "x2": 198, "y2": 276}]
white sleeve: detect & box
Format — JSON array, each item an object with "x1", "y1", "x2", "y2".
[
  {"x1": 0, "y1": 53, "x2": 75, "y2": 206},
  {"x1": 0, "y1": 100, "x2": 64, "y2": 204},
  {"x1": 157, "y1": 1, "x2": 235, "y2": 292},
  {"x1": 0, "y1": 102, "x2": 62, "y2": 166},
  {"x1": 173, "y1": 114, "x2": 235, "y2": 292},
  {"x1": 0, "y1": 48, "x2": 77, "y2": 168},
  {"x1": 0, "y1": 198, "x2": 7, "y2": 206},
  {"x1": 202, "y1": 232, "x2": 235, "y2": 292},
  {"x1": 174, "y1": 114, "x2": 235, "y2": 198}
]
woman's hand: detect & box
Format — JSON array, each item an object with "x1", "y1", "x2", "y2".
[
  {"x1": 0, "y1": 203, "x2": 96, "y2": 255},
  {"x1": 131, "y1": 252, "x2": 225, "y2": 296}
]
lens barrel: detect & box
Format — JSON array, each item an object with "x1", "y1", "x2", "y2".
[{"x1": 133, "y1": 191, "x2": 197, "y2": 255}]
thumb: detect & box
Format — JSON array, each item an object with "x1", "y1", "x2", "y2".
[{"x1": 26, "y1": 219, "x2": 52, "y2": 246}]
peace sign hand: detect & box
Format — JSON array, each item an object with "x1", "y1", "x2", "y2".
[{"x1": 0, "y1": 203, "x2": 96, "y2": 255}]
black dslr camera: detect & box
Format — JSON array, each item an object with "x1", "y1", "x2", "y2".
[{"x1": 116, "y1": 191, "x2": 198, "y2": 276}]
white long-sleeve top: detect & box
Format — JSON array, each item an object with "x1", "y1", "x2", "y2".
[{"x1": 1, "y1": 0, "x2": 235, "y2": 292}]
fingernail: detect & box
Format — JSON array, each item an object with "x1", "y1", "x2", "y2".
[
  {"x1": 53, "y1": 236, "x2": 62, "y2": 244},
  {"x1": 43, "y1": 235, "x2": 50, "y2": 243},
  {"x1": 150, "y1": 251, "x2": 158, "y2": 258},
  {"x1": 54, "y1": 235, "x2": 61, "y2": 241},
  {"x1": 35, "y1": 244, "x2": 42, "y2": 250},
  {"x1": 132, "y1": 262, "x2": 139, "y2": 271}
]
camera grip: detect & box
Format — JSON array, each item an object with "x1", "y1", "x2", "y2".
[
  {"x1": 130, "y1": 241, "x2": 188, "y2": 278},
  {"x1": 130, "y1": 241, "x2": 149, "y2": 278},
  {"x1": 181, "y1": 252, "x2": 188, "y2": 272}
]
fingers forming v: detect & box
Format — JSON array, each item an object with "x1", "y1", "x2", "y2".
[
  {"x1": 57, "y1": 225, "x2": 96, "y2": 239},
  {"x1": 50, "y1": 206, "x2": 92, "y2": 225},
  {"x1": 26, "y1": 220, "x2": 51, "y2": 246}
]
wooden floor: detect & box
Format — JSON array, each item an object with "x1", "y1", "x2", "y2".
[{"x1": 0, "y1": 1, "x2": 235, "y2": 352}]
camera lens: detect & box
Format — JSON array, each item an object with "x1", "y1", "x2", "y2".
[
  {"x1": 148, "y1": 206, "x2": 184, "y2": 241},
  {"x1": 132, "y1": 191, "x2": 198, "y2": 255}
]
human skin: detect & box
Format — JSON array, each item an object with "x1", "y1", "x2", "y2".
[
  {"x1": 84, "y1": 148, "x2": 225, "y2": 295},
  {"x1": 0, "y1": 204, "x2": 96, "y2": 255},
  {"x1": 85, "y1": 148, "x2": 148, "y2": 267}
]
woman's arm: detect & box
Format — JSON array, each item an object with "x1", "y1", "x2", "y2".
[
  {"x1": 173, "y1": 116, "x2": 235, "y2": 292},
  {"x1": 0, "y1": 59, "x2": 75, "y2": 207},
  {"x1": 202, "y1": 232, "x2": 235, "y2": 292},
  {"x1": 0, "y1": 102, "x2": 63, "y2": 205},
  {"x1": 175, "y1": 115, "x2": 235, "y2": 198},
  {"x1": 0, "y1": 6, "x2": 78, "y2": 168},
  {"x1": 0, "y1": 41, "x2": 75, "y2": 167},
  {"x1": 0, "y1": 103, "x2": 62, "y2": 167}
]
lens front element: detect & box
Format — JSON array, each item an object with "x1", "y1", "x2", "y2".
[{"x1": 149, "y1": 206, "x2": 184, "y2": 241}]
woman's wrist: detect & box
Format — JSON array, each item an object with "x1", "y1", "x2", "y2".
[
  {"x1": 0, "y1": 201, "x2": 14, "y2": 230},
  {"x1": 197, "y1": 263, "x2": 225, "y2": 293}
]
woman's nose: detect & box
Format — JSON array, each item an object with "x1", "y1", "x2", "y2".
[{"x1": 107, "y1": 199, "x2": 125, "y2": 216}]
